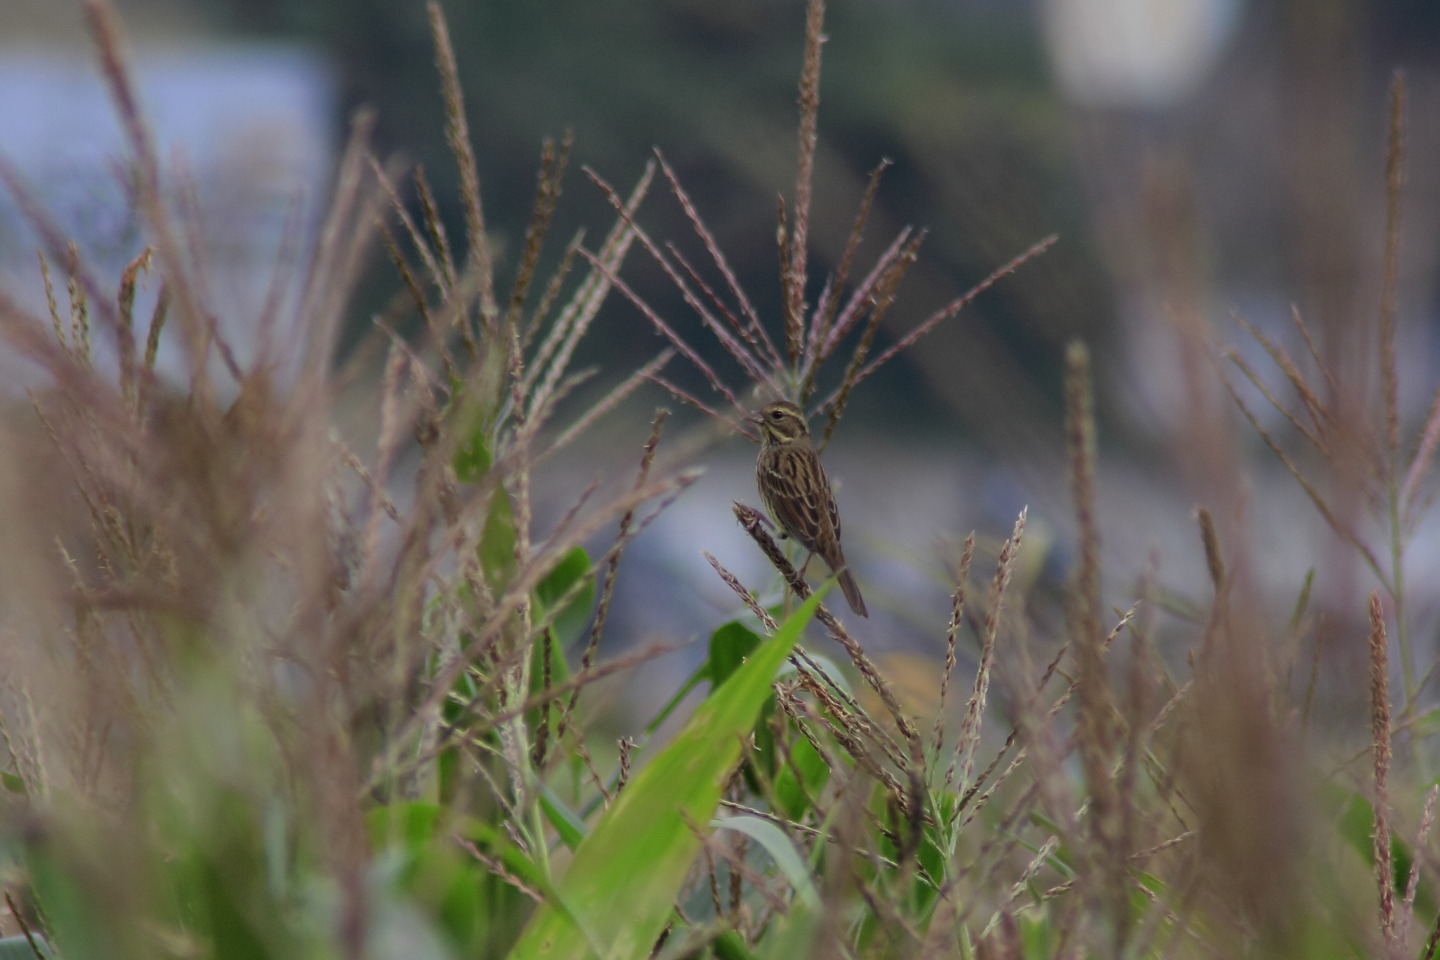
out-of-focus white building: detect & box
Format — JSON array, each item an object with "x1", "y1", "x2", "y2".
[{"x1": 0, "y1": 27, "x2": 335, "y2": 385}]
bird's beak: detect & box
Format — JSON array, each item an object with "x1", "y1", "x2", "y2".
[{"x1": 746, "y1": 411, "x2": 763, "y2": 426}]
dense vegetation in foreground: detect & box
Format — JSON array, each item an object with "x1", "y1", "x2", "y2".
[{"x1": 0, "y1": 2, "x2": 1435, "y2": 958}]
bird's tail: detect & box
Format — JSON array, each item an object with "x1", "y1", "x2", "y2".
[{"x1": 836, "y1": 566, "x2": 868, "y2": 618}]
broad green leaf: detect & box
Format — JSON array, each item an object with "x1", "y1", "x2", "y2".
[
  {"x1": 766, "y1": 649, "x2": 844, "y2": 820},
  {"x1": 507, "y1": 590, "x2": 825, "y2": 960},
  {"x1": 712, "y1": 929, "x2": 758, "y2": 960},
  {"x1": 1332, "y1": 783, "x2": 1422, "y2": 910},
  {"x1": 367, "y1": 803, "x2": 550, "y2": 904},
  {"x1": 453, "y1": 431, "x2": 518, "y2": 588},
  {"x1": 642, "y1": 619, "x2": 765, "y2": 743},
  {"x1": 481, "y1": 492, "x2": 518, "y2": 589},
  {"x1": 707, "y1": 620, "x2": 774, "y2": 795},
  {"x1": 709, "y1": 621, "x2": 762, "y2": 688},
  {"x1": 914, "y1": 822, "x2": 945, "y2": 906},
  {"x1": 0, "y1": 934, "x2": 52, "y2": 959},
  {"x1": 711, "y1": 815, "x2": 819, "y2": 910},
  {"x1": 1019, "y1": 913, "x2": 1055, "y2": 960},
  {"x1": 540, "y1": 787, "x2": 588, "y2": 851},
  {"x1": 15, "y1": 845, "x2": 93, "y2": 959},
  {"x1": 453, "y1": 420, "x2": 493, "y2": 484},
  {"x1": 368, "y1": 802, "x2": 552, "y2": 956},
  {"x1": 534, "y1": 547, "x2": 596, "y2": 648},
  {"x1": 196, "y1": 843, "x2": 273, "y2": 960},
  {"x1": 1333, "y1": 784, "x2": 1373, "y2": 865},
  {"x1": 754, "y1": 901, "x2": 819, "y2": 960},
  {"x1": 528, "y1": 549, "x2": 592, "y2": 772},
  {"x1": 773, "y1": 735, "x2": 828, "y2": 822},
  {"x1": 367, "y1": 800, "x2": 441, "y2": 850}
]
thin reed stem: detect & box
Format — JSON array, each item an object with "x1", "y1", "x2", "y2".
[
  {"x1": 783, "y1": 0, "x2": 827, "y2": 361},
  {"x1": 427, "y1": 0, "x2": 495, "y2": 329},
  {"x1": 951, "y1": 512, "x2": 1026, "y2": 791},
  {"x1": 1380, "y1": 73, "x2": 1415, "y2": 716},
  {"x1": 1369, "y1": 591, "x2": 1399, "y2": 954},
  {"x1": 932, "y1": 533, "x2": 975, "y2": 763}
]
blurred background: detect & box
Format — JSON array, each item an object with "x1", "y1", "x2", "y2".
[{"x1": 5, "y1": 0, "x2": 1440, "y2": 722}]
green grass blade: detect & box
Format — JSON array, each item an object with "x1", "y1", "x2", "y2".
[
  {"x1": 540, "y1": 787, "x2": 588, "y2": 851},
  {"x1": 507, "y1": 591, "x2": 825, "y2": 960},
  {"x1": 711, "y1": 815, "x2": 820, "y2": 910},
  {"x1": 0, "y1": 934, "x2": 53, "y2": 959}
]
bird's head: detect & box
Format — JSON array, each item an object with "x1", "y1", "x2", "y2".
[{"x1": 749, "y1": 400, "x2": 810, "y2": 445}]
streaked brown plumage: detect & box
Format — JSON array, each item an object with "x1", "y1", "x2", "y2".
[{"x1": 750, "y1": 400, "x2": 868, "y2": 617}]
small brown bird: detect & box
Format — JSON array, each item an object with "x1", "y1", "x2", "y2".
[{"x1": 750, "y1": 400, "x2": 868, "y2": 617}]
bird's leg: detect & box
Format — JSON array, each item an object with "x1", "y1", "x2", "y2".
[{"x1": 798, "y1": 551, "x2": 813, "y2": 579}]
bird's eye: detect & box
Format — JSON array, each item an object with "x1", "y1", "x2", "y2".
[{"x1": 770, "y1": 411, "x2": 783, "y2": 419}]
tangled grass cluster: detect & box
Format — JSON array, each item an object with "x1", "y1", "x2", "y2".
[{"x1": 0, "y1": 2, "x2": 1435, "y2": 959}]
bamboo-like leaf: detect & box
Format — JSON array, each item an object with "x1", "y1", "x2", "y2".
[
  {"x1": 711, "y1": 814, "x2": 821, "y2": 910},
  {"x1": 507, "y1": 592, "x2": 825, "y2": 960}
]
